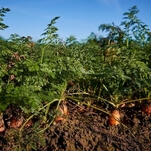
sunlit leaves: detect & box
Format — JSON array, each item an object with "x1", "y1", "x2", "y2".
[
  {"x1": 0, "y1": 7, "x2": 10, "y2": 30},
  {"x1": 99, "y1": 5, "x2": 151, "y2": 46},
  {"x1": 121, "y1": 5, "x2": 150, "y2": 44},
  {"x1": 39, "y1": 16, "x2": 60, "y2": 44}
]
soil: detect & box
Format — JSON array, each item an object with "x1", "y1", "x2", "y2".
[{"x1": 0, "y1": 101, "x2": 151, "y2": 151}]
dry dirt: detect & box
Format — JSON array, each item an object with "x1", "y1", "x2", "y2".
[{"x1": 0, "y1": 101, "x2": 151, "y2": 151}]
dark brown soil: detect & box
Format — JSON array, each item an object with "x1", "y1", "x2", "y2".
[{"x1": 0, "y1": 102, "x2": 151, "y2": 151}]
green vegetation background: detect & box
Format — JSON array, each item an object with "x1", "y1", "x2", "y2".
[{"x1": 0, "y1": 5, "x2": 151, "y2": 114}]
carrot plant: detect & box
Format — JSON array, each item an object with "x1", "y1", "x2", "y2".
[
  {"x1": 89, "y1": 5, "x2": 151, "y2": 106},
  {"x1": 0, "y1": 4, "x2": 151, "y2": 133},
  {"x1": 64, "y1": 6, "x2": 151, "y2": 125}
]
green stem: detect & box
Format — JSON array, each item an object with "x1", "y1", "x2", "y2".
[
  {"x1": 40, "y1": 46, "x2": 45, "y2": 64},
  {"x1": 119, "y1": 97, "x2": 151, "y2": 106},
  {"x1": 19, "y1": 99, "x2": 59, "y2": 136}
]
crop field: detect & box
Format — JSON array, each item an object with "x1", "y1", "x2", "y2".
[{"x1": 0, "y1": 6, "x2": 151, "y2": 151}]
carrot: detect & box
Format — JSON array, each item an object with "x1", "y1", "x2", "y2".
[
  {"x1": 54, "y1": 105, "x2": 68, "y2": 123},
  {"x1": 54, "y1": 117, "x2": 66, "y2": 123},
  {"x1": 0, "y1": 118, "x2": 5, "y2": 133},
  {"x1": 141, "y1": 104, "x2": 151, "y2": 115},
  {"x1": 108, "y1": 110, "x2": 120, "y2": 126},
  {"x1": 24, "y1": 119, "x2": 33, "y2": 128},
  {"x1": 58, "y1": 105, "x2": 68, "y2": 116},
  {"x1": 10, "y1": 116, "x2": 24, "y2": 128}
]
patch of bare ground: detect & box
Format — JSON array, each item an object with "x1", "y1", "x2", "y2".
[{"x1": 0, "y1": 102, "x2": 151, "y2": 151}]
